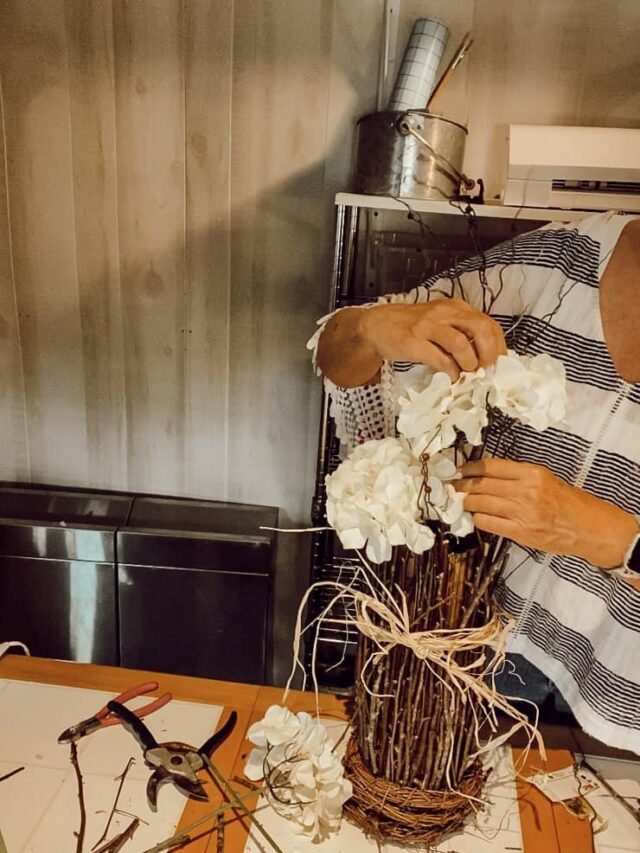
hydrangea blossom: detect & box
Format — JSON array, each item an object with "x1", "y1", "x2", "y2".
[
  {"x1": 244, "y1": 705, "x2": 353, "y2": 840},
  {"x1": 325, "y1": 437, "x2": 435, "y2": 563},
  {"x1": 325, "y1": 350, "x2": 567, "y2": 561},
  {"x1": 488, "y1": 351, "x2": 567, "y2": 430},
  {"x1": 398, "y1": 370, "x2": 489, "y2": 457}
]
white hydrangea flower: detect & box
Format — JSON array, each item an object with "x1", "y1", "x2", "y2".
[
  {"x1": 397, "y1": 370, "x2": 489, "y2": 457},
  {"x1": 325, "y1": 349, "x2": 566, "y2": 560},
  {"x1": 487, "y1": 350, "x2": 567, "y2": 431},
  {"x1": 325, "y1": 437, "x2": 435, "y2": 563},
  {"x1": 247, "y1": 703, "x2": 301, "y2": 747},
  {"x1": 244, "y1": 705, "x2": 352, "y2": 840}
]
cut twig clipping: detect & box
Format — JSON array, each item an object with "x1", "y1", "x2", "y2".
[
  {"x1": 93, "y1": 818, "x2": 140, "y2": 853},
  {"x1": 70, "y1": 742, "x2": 87, "y2": 853},
  {"x1": 92, "y1": 757, "x2": 136, "y2": 851},
  {"x1": 139, "y1": 789, "x2": 263, "y2": 853},
  {"x1": 0, "y1": 766, "x2": 24, "y2": 785}
]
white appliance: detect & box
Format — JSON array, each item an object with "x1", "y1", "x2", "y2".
[{"x1": 502, "y1": 125, "x2": 640, "y2": 211}]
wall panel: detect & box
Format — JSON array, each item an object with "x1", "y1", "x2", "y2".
[
  {"x1": 0, "y1": 0, "x2": 89, "y2": 485},
  {"x1": 227, "y1": 0, "x2": 334, "y2": 518},
  {"x1": 0, "y1": 71, "x2": 28, "y2": 481},
  {"x1": 113, "y1": 0, "x2": 187, "y2": 494},
  {"x1": 65, "y1": 0, "x2": 127, "y2": 490},
  {"x1": 183, "y1": 0, "x2": 233, "y2": 500}
]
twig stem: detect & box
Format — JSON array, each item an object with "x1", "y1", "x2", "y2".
[
  {"x1": 204, "y1": 757, "x2": 286, "y2": 853},
  {"x1": 70, "y1": 742, "x2": 87, "y2": 853},
  {"x1": 140, "y1": 789, "x2": 264, "y2": 853},
  {"x1": 0, "y1": 766, "x2": 24, "y2": 784},
  {"x1": 93, "y1": 818, "x2": 140, "y2": 853},
  {"x1": 92, "y1": 757, "x2": 136, "y2": 851}
]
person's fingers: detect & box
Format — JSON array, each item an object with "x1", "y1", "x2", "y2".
[
  {"x1": 462, "y1": 494, "x2": 517, "y2": 519},
  {"x1": 472, "y1": 512, "x2": 520, "y2": 539},
  {"x1": 404, "y1": 339, "x2": 461, "y2": 380},
  {"x1": 460, "y1": 458, "x2": 529, "y2": 480},
  {"x1": 454, "y1": 476, "x2": 516, "y2": 498},
  {"x1": 449, "y1": 313, "x2": 507, "y2": 368},
  {"x1": 427, "y1": 325, "x2": 479, "y2": 373}
]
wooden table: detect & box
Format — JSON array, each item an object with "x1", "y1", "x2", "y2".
[{"x1": 0, "y1": 655, "x2": 596, "y2": 852}]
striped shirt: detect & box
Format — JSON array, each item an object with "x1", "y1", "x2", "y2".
[{"x1": 316, "y1": 211, "x2": 640, "y2": 752}]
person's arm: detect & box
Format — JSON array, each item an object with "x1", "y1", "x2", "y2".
[{"x1": 316, "y1": 299, "x2": 507, "y2": 388}]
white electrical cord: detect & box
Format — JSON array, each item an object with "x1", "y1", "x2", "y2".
[{"x1": 0, "y1": 641, "x2": 29, "y2": 661}]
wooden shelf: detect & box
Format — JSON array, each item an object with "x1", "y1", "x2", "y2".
[{"x1": 335, "y1": 192, "x2": 595, "y2": 223}]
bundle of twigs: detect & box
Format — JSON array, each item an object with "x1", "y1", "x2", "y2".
[
  {"x1": 343, "y1": 737, "x2": 486, "y2": 844},
  {"x1": 344, "y1": 532, "x2": 510, "y2": 843}
]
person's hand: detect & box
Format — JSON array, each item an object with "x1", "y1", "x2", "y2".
[
  {"x1": 455, "y1": 458, "x2": 639, "y2": 570},
  {"x1": 359, "y1": 299, "x2": 507, "y2": 380}
]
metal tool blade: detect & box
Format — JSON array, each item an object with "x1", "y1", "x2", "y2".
[{"x1": 146, "y1": 767, "x2": 207, "y2": 811}]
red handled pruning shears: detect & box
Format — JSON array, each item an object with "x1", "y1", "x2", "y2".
[{"x1": 57, "y1": 681, "x2": 172, "y2": 744}]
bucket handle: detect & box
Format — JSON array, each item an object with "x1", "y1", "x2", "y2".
[{"x1": 397, "y1": 114, "x2": 475, "y2": 192}]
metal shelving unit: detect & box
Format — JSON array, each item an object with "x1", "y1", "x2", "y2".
[{"x1": 306, "y1": 193, "x2": 588, "y2": 691}]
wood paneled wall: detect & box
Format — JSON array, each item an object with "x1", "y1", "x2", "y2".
[
  {"x1": 0, "y1": 0, "x2": 384, "y2": 503},
  {"x1": 0, "y1": 0, "x2": 384, "y2": 681},
  {"x1": 2, "y1": 0, "x2": 638, "y2": 509}
]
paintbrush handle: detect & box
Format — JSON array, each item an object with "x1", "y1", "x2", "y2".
[{"x1": 427, "y1": 33, "x2": 473, "y2": 111}]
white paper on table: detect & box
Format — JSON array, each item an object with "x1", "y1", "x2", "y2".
[{"x1": 0, "y1": 678, "x2": 222, "y2": 853}]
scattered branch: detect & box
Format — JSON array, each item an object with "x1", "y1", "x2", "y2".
[
  {"x1": 140, "y1": 789, "x2": 264, "y2": 853},
  {"x1": 70, "y1": 742, "x2": 87, "y2": 853},
  {"x1": 0, "y1": 766, "x2": 24, "y2": 784},
  {"x1": 204, "y1": 758, "x2": 285, "y2": 853},
  {"x1": 93, "y1": 818, "x2": 140, "y2": 853},
  {"x1": 92, "y1": 757, "x2": 136, "y2": 851}
]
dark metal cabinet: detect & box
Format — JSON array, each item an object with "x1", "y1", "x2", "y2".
[
  {"x1": 0, "y1": 488, "x2": 132, "y2": 664},
  {"x1": 117, "y1": 497, "x2": 278, "y2": 684}
]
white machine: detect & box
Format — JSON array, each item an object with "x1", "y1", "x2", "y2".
[{"x1": 502, "y1": 125, "x2": 640, "y2": 211}]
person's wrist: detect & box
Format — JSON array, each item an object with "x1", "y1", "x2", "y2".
[
  {"x1": 356, "y1": 305, "x2": 384, "y2": 362},
  {"x1": 592, "y1": 512, "x2": 640, "y2": 570}
]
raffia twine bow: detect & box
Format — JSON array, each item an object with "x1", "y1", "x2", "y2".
[{"x1": 285, "y1": 552, "x2": 545, "y2": 790}]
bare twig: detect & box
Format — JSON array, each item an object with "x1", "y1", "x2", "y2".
[
  {"x1": 232, "y1": 774, "x2": 260, "y2": 791},
  {"x1": 204, "y1": 757, "x2": 285, "y2": 853},
  {"x1": 70, "y1": 742, "x2": 87, "y2": 853},
  {"x1": 0, "y1": 766, "x2": 24, "y2": 784},
  {"x1": 93, "y1": 818, "x2": 140, "y2": 853},
  {"x1": 140, "y1": 789, "x2": 264, "y2": 853},
  {"x1": 92, "y1": 757, "x2": 136, "y2": 850}
]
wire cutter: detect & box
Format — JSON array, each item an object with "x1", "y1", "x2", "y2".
[
  {"x1": 58, "y1": 681, "x2": 172, "y2": 744},
  {"x1": 107, "y1": 699, "x2": 238, "y2": 811}
]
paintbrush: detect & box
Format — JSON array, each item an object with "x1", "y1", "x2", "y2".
[{"x1": 426, "y1": 31, "x2": 474, "y2": 112}]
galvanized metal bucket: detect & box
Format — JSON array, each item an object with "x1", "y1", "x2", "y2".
[{"x1": 353, "y1": 110, "x2": 473, "y2": 200}]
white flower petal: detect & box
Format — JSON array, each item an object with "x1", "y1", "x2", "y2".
[{"x1": 244, "y1": 747, "x2": 267, "y2": 781}]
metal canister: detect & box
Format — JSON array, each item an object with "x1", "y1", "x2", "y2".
[{"x1": 353, "y1": 110, "x2": 472, "y2": 200}]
